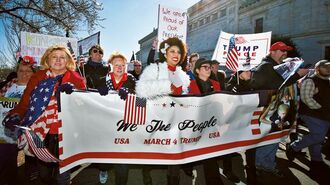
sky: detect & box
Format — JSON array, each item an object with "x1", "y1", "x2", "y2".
[
  {"x1": 0, "y1": 0, "x2": 200, "y2": 65},
  {"x1": 93, "y1": 0, "x2": 200, "y2": 60}
]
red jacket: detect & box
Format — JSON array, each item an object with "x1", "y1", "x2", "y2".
[
  {"x1": 11, "y1": 70, "x2": 86, "y2": 118},
  {"x1": 189, "y1": 79, "x2": 221, "y2": 95}
]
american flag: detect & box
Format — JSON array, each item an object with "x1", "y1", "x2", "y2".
[
  {"x1": 235, "y1": 36, "x2": 247, "y2": 44},
  {"x1": 123, "y1": 94, "x2": 147, "y2": 125},
  {"x1": 24, "y1": 129, "x2": 60, "y2": 163},
  {"x1": 226, "y1": 36, "x2": 239, "y2": 71},
  {"x1": 18, "y1": 74, "x2": 61, "y2": 162}
]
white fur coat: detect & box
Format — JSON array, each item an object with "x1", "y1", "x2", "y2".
[{"x1": 136, "y1": 62, "x2": 190, "y2": 99}]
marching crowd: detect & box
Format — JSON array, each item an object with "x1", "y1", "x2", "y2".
[{"x1": 0, "y1": 37, "x2": 329, "y2": 185}]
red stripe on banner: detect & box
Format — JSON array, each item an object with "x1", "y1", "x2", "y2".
[
  {"x1": 60, "y1": 130, "x2": 290, "y2": 167},
  {"x1": 58, "y1": 120, "x2": 62, "y2": 128},
  {"x1": 58, "y1": 133, "x2": 63, "y2": 142},
  {"x1": 253, "y1": 111, "x2": 262, "y2": 116},
  {"x1": 251, "y1": 129, "x2": 261, "y2": 135},
  {"x1": 59, "y1": 147, "x2": 63, "y2": 155},
  {"x1": 250, "y1": 119, "x2": 259, "y2": 125}
]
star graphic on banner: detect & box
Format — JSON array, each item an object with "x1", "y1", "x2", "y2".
[
  {"x1": 162, "y1": 103, "x2": 167, "y2": 107},
  {"x1": 170, "y1": 101, "x2": 175, "y2": 107}
]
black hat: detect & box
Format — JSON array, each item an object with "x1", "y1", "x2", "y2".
[{"x1": 194, "y1": 58, "x2": 212, "y2": 75}]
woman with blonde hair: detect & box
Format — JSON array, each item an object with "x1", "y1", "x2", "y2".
[{"x1": 3, "y1": 45, "x2": 86, "y2": 185}]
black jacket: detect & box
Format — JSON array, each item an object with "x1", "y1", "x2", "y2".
[{"x1": 80, "y1": 60, "x2": 109, "y2": 89}]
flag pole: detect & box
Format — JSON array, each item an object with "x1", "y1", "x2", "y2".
[{"x1": 236, "y1": 71, "x2": 239, "y2": 85}]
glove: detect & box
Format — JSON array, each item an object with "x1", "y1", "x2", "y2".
[
  {"x1": 2, "y1": 114, "x2": 21, "y2": 131},
  {"x1": 59, "y1": 83, "x2": 74, "y2": 94},
  {"x1": 169, "y1": 72, "x2": 183, "y2": 87},
  {"x1": 118, "y1": 87, "x2": 129, "y2": 100},
  {"x1": 98, "y1": 86, "x2": 109, "y2": 96}
]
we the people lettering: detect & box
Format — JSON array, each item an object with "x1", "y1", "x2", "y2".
[{"x1": 114, "y1": 116, "x2": 219, "y2": 146}]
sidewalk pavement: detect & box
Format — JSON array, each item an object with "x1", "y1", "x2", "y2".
[{"x1": 16, "y1": 141, "x2": 329, "y2": 185}]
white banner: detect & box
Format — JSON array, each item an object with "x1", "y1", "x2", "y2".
[
  {"x1": 20, "y1": 31, "x2": 78, "y2": 64},
  {"x1": 157, "y1": 5, "x2": 187, "y2": 47},
  {"x1": 58, "y1": 92, "x2": 290, "y2": 173},
  {"x1": 212, "y1": 31, "x2": 272, "y2": 67}
]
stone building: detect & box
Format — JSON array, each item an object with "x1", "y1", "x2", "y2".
[{"x1": 137, "y1": 0, "x2": 330, "y2": 67}]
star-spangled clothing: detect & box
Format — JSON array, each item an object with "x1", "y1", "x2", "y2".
[
  {"x1": 9, "y1": 69, "x2": 86, "y2": 162},
  {"x1": 20, "y1": 75, "x2": 62, "y2": 130}
]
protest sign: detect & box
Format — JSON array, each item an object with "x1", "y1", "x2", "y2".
[
  {"x1": 212, "y1": 31, "x2": 271, "y2": 70},
  {"x1": 157, "y1": 5, "x2": 187, "y2": 48},
  {"x1": 58, "y1": 91, "x2": 292, "y2": 173},
  {"x1": 21, "y1": 32, "x2": 78, "y2": 64},
  {"x1": 77, "y1": 32, "x2": 100, "y2": 56},
  {"x1": 0, "y1": 97, "x2": 20, "y2": 144}
]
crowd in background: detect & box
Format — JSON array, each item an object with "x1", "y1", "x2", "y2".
[{"x1": 0, "y1": 37, "x2": 329, "y2": 185}]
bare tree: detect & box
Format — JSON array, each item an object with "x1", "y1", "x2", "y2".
[{"x1": 0, "y1": 0, "x2": 104, "y2": 67}]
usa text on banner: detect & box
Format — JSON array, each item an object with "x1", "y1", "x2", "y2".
[{"x1": 58, "y1": 92, "x2": 291, "y2": 173}]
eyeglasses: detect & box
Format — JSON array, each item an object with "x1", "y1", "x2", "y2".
[
  {"x1": 92, "y1": 49, "x2": 103, "y2": 55},
  {"x1": 134, "y1": 65, "x2": 141, "y2": 67},
  {"x1": 200, "y1": 65, "x2": 211, "y2": 70},
  {"x1": 280, "y1": 50, "x2": 288, "y2": 52}
]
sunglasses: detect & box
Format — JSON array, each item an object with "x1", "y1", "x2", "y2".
[{"x1": 92, "y1": 49, "x2": 103, "y2": 55}]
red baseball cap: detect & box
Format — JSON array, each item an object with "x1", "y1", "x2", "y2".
[
  {"x1": 18, "y1": 56, "x2": 36, "y2": 65},
  {"x1": 270, "y1": 42, "x2": 293, "y2": 51}
]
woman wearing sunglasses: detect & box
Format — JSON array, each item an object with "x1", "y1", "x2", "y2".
[{"x1": 81, "y1": 45, "x2": 109, "y2": 90}]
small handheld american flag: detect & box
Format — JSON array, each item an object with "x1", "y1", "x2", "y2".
[
  {"x1": 123, "y1": 94, "x2": 147, "y2": 125},
  {"x1": 226, "y1": 36, "x2": 239, "y2": 71},
  {"x1": 25, "y1": 129, "x2": 60, "y2": 163}
]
